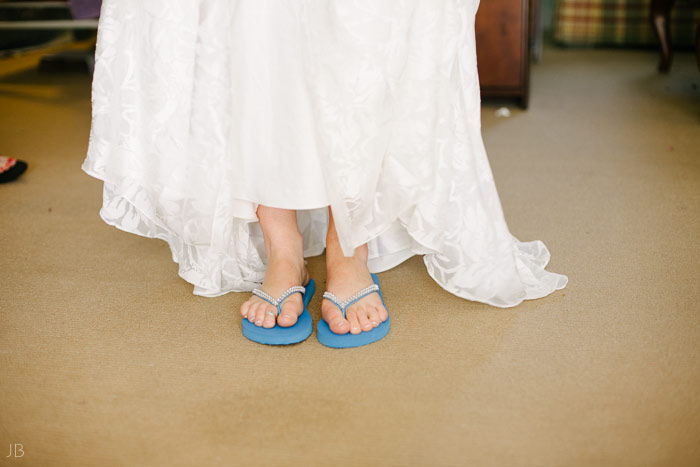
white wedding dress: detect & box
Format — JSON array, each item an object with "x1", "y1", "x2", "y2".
[{"x1": 82, "y1": 0, "x2": 567, "y2": 307}]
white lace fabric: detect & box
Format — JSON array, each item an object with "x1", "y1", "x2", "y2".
[{"x1": 82, "y1": 0, "x2": 568, "y2": 307}]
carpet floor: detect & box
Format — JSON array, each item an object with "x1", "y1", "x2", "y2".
[{"x1": 1, "y1": 43, "x2": 699, "y2": 466}]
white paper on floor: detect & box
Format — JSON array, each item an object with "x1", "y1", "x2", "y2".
[{"x1": 495, "y1": 107, "x2": 511, "y2": 118}]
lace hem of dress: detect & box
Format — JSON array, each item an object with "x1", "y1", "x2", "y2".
[{"x1": 84, "y1": 165, "x2": 566, "y2": 306}]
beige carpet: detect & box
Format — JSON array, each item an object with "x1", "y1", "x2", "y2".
[{"x1": 1, "y1": 43, "x2": 699, "y2": 466}]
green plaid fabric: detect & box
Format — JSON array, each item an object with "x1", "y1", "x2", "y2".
[{"x1": 555, "y1": 0, "x2": 700, "y2": 46}]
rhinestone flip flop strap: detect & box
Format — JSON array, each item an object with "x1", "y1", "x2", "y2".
[
  {"x1": 322, "y1": 284, "x2": 380, "y2": 318},
  {"x1": 252, "y1": 285, "x2": 306, "y2": 316}
]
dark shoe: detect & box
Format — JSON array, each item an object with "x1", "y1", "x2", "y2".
[{"x1": 0, "y1": 157, "x2": 28, "y2": 183}]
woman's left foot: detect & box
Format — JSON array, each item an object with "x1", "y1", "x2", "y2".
[{"x1": 322, "y1": 242, "x2": 388, "y2": 336}]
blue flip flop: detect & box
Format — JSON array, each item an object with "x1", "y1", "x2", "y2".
[
  {"x1": 242, "y1": 279, "x2": 315, "y2": 345},
  {"x1": 317, "y1": 273, "x2": 390, "y2": 348}
]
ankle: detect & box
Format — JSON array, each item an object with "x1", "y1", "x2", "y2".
[
  {"x1": 267, "y1": 248, "x2": 305, "y2": 271},
  {"x1": 325, "y1": 208, "x2": 368, "y2": 269},
  {"x1": 263, "y1": 253, "x2": 309, "y2": 289},
  {"x1": 325, "y1": 242, "x2": 368, "y2": 270},
  {"x1": 265, "y1": 232, "x2": 304, "y2": 259}
]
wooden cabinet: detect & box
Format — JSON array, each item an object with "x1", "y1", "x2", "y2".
[{"x1": 475, "y1": 0, "x2": 532, "y2": 108}]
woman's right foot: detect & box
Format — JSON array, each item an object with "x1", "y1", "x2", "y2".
[
  {"x1": 239, "y1": 206, "x2": 309, "y2": 329},
  {"x1": 240, "y1": 254, "x2": 309, "y2": 328}
]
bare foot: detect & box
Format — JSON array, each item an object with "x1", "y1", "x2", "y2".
[
  {"x1": 240, "y1": 255, "x2": 310, "y2": 328},
  {"x1": 322, "y1": 212, "x2": 388, "y2": 335},
  {"x1": 239, "y1": 206, "x2": 310, "y2": 328}
]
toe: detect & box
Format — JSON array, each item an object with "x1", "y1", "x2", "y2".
[
  {"x1": 240, "y1": 300, "x2": 251, "y2": 319},
  {"x1": 355, "y1": 306, "x2": 373, "y2": 332},
  {"x1": 254, "y1": 304, "x2": 267, "y2": 327},
  {"x1": 368, "y1": 306, "x2": 381, "y2": 328},
  {"x1": 247, "y1": 302, "x2": 259, "y2": 323},
  {"x1": 323, "y1": 303, "x2": 350, "y2": 334},
  {"x1": 346, "y1": 308, "x2": 362, "y2": 335},
  {"x1": 277, "y1": 300, "x2": 300, "y2": 327},
  {"x1": 377, "y1": 304, "x2": 388, "y2": 322},
  {"x1": 262, "y1": 306, "x2": 277, "y2": 328}
]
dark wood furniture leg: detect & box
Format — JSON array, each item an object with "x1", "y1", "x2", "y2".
[
  {"x1": 651, "y1": 0, "x2": 676, "y2": 73},
  {"x1": 697, "y1": 21, "x2": 700, "y2": 72}
]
